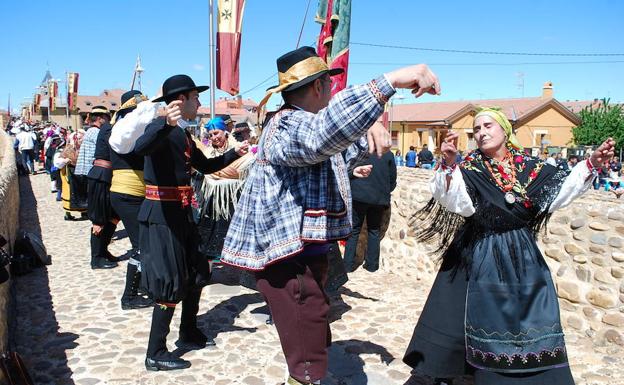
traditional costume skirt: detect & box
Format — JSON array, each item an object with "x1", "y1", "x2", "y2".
[
  {"x1": 196, "y1": 195, "x2": 232, "y2": 260},
  {"x1": 404, "y1": 227, "x2": 574, "y2": 385},
  {"x1": 193, "y1": 176, "x2": 258, "y2": 290},
  {"x1": 61, "y1": 166, "x2": 88, "y2": 213}
]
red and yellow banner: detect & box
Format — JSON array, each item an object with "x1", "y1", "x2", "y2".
[
  {"x1": 216, "y1": 0, "x2": 246, "y2": 96},
  {"x1": 316, "y1": 0, "x2": 352, "y2": 95},
  {"x1": 67, "y1": 72, "x2": 79, "y2": 111},
  {"x1": 34, "y1": 93, "x2": 41, "y2": 112},
  {"x1": 48, "y1": 80, "x2": 58, "y2": 112}
]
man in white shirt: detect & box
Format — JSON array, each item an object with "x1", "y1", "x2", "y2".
[
  {"x1": 545, "y1": 153, "x2": 557, "y2": 167},
  {"x1": 16, "y1": 126, "x2": 37, "y2": 174}
]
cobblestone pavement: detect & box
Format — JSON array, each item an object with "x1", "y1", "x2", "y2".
[{"x1": 11, "y1": 172, "x2": 621, "y2": 385}]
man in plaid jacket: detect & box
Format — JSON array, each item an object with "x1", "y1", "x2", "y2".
[{"x1": 221, "y1": 46, "x2": 440, "y2": 385}]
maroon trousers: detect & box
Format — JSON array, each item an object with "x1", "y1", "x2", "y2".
[{"x1": 256, "y1": 254, "x2": 330, "y2": 384}]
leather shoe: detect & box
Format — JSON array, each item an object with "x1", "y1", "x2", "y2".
[
  {"x1": 91, "y1": 257, "x2": 118, "y2": 270},
  {"x1": 145, "y1": 357, "x2": 191, "y2": 371},
  {"x1": 175, "y1": 328, "x2": 215, "y2": 350},
  {"x1": 121, "y1": 295, "x2": 153, "y2": 310}
]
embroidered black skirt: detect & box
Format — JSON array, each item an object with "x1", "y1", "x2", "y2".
[{"x1": 403, "y1": 229, "x2": 575, "y2": 385}]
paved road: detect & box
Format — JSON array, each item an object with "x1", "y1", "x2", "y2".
[
  {"x1": 13, "y1": 172, "x2": 438, "y2": 385},
  {"x1": 12, "y1": 172, "x2": 618, "y2": 385}
]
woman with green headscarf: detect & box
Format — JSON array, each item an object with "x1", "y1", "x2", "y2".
[{"x1": 403, "y1": 107, "x2": 616, "y2": 385}]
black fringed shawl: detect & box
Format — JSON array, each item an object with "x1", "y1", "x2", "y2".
[{"x1": 413, "y1": 148, "x2": 569, "y2": 280}]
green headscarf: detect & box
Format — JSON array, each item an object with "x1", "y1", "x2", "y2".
[{"x1": 474, "y1": 107, "x2": 523, "y2": 150}]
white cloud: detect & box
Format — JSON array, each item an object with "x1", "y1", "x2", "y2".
[{"x1": 193, "y1": 64, "x2": 206, "y2": 71}]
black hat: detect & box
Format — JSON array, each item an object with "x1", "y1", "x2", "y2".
[
  {"x1": 233, "y1": 122, "x2": 250, "y2": 133},
  {"x1": 152, "y1": 74, "x2": 209, "y2": 103},
  {"x1": 111, "y1": 90, "x2": 148, "y2": 124},
  {"x1": 258, "y1": 46, "x2": 343, "y2": 108},
  {"x1": 271, "y1": 46, "x2": 342, "y2": 93},
  {"x1": 217, "y1": 114, "x2": 233, "y2": 125}
]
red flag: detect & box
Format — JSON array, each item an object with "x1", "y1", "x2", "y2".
[
  {"x1": 216, "y1": 0, "x2": 245, "y2": 96},
  {"x1": 316, "y1": 0, "x2": 351, "y2": 95}
]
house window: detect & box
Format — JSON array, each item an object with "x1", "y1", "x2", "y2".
[{"x1": 391, "y1": 131, "x2": 399, "y2": 147}]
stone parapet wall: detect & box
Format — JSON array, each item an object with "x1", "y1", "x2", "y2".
[{"x1": 0, "y1": 129, "x2": 20, "y2": 366}]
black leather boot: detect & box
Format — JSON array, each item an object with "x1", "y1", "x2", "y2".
[
  {"x1": 145, "y1": 305, "x2": 191, "y2": 371},
  {"x1": 175, "y1": 289, "x2": 215, "y2": 349},
  {"x1": 121, "y1": 263, "x2": 153, "y2": 310},
  {"x1": 90, "y1": 223, "x2": 118, "y2": 269}
]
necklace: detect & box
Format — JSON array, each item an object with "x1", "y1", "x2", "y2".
[{"x1": 483, "y1": 151, "x2": 518, "y2": 204}]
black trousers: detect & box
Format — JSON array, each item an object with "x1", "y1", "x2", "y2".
[
  {"x1": 343, "y1": 201, "x2": 385, "y2": 272},
  {"x1": 110, "y1": 192, "x2": 143, "y2": 250}
]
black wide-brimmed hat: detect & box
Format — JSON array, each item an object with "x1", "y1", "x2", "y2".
[
  {"x1": 152, "y1": 74, "x2": 209, "y2": 103},
  {"x1": 258, "y1": 46, "x2": 343, "y2": 108},
  {"x1": 111, "y1": 90, "x2": 148, "y2": 124},
  {"x1": 218, "y1": 114, "x2": 233, "y2": 125}
]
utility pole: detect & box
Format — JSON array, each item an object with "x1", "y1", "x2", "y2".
[{"x1": 209, "y1": 0, "x2": 216, "y2": 119}]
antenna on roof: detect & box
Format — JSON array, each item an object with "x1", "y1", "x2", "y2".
[
  {"x1": 516, "y1": 72, "x2": 525, "y2": 97},
  {"x1": 130, "y1": 55, "x2": 144, "y2": 91}
]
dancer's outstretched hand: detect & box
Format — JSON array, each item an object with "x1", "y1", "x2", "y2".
[
  {"x1": 385, "y1": 64, "x2": 441, "y2": 98},
  {"x1": 441, "y1": 131, "x2": 459, "y2": 166}
]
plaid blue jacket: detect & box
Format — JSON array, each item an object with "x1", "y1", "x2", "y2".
[
  {"x1": 75, "y1": 126, "x2": 99, "y2": 175},
  {"x1": 221, "y1": 76, "x2": 395, "y2": 270}
]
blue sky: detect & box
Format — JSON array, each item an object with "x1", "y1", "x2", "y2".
[{"x1": 1, "y1": 0, "x2": 623, "y2": 113}]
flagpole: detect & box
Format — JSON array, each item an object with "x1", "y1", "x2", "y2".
[
  {"x1": 65, "y1": 71, "x2": 70, "y2": 129},
  {"x1": 209, "y1": 0, "x2": 216, "y2": 119}
]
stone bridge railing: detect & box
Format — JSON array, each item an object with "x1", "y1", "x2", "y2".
[{"x1": 0, "y1": 129, "x2": 20, "y2": 375}]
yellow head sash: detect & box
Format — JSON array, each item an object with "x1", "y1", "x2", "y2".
[{"x1": 474, "y1": 107, "x2": 523, "y2": 150}]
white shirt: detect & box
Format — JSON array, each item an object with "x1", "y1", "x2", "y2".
[
  {"x1": 16, "y1": 131, "x2": 36, "y2": 151},
  {"x1": 431, "y1": 160, "x2": 595, "y2": 217},
  {"x1": 109, "y1": 101, "x2": 159, "y2": 154}
]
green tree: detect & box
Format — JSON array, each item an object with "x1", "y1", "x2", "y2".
[{"x1": 572, "y1": 98, "x2": 624, "y2": 150}]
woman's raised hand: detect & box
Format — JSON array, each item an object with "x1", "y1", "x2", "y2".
[
  {"x1": 441, "y1": 131, "x2": 459, "y2": 165},
  {"x1": 590, "y1": 138, "x2": 616, "y2": 168}
]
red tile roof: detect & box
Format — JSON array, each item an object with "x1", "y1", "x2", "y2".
[
  {"x1": 384, "y1": 97, "x2": 595, "y2": 125},
  {"x1": 76, "y1": 89, "x2": 126, "y2": 113}
]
